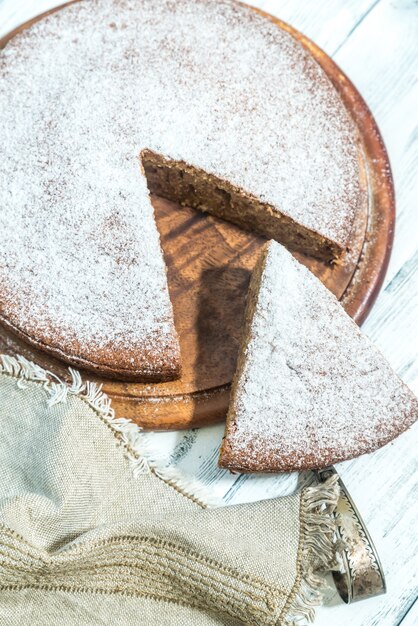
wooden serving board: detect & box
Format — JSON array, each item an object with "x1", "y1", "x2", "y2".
[{"x1": 0, "y1": 3, "x2": 395, "y2": 430}]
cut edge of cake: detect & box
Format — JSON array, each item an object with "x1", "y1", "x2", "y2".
[
  {"x1": 219, "y1": 241, "x2": 272, "y2": 471},
  {"x1": 141, "y1": 149, "x2": 351, "y2": 262}
]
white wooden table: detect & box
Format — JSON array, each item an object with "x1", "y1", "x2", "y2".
[{"x1": 1, "y1": 1, "x2": 417, "y2": 624}]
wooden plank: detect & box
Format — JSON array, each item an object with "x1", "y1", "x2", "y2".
[
  {"x1": 399, "y1": 600, "x2": 418, "y2": 626},
  {"x1": 364, "y1": 248, "x2": 418, "y2": 384},
  {"x1": 334, "y1": 0, "x2": 418, "y2": 287}
]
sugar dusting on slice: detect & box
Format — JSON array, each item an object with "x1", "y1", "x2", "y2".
[
  {"x1": 0, "y1": 0, "x2": 360, "y2": 372},
  {"x1": 222, "y1": 241, "x2": 418, "y2": 471}
]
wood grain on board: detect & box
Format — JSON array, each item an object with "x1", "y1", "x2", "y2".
[{"x1": 0, "y1": 3, "x2": 394, "y2": 433}]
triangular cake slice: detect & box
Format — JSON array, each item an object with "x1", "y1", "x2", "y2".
[{"x1": 219, "y1": 241, "x2": 418, "y2": 472}]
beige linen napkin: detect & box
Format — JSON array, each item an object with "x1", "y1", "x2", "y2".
[{"x1": 0, "y1": 355, "x2": 340, "y2": 625}]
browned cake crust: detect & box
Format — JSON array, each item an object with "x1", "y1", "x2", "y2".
[{"x1": 0, "y1": 310, "x2": 181, "y2": 382}]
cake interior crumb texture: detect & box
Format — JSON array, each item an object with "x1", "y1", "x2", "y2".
[
  {"x1": 219, "y1": 241, "x2": 418, "y2": 472},
  {"x1": 142, "y1": 151, "x2": 343, "y2": 261},
  {"x1": 0, "y1": 0, "x2": 361, "y2": 379}
]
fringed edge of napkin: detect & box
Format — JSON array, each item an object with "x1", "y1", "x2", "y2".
[
  {"x1": 284, "y1": 475, "x2": 343, "y2": 624},
  {"x1": 0, "y1": 354, "x2": 221, "y2": 509}
]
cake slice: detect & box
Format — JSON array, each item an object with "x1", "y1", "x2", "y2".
[{"x1": 219, "y1": 241, "x2": 418, "y2": 472}]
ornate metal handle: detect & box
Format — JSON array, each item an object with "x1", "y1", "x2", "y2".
[{"x1": 316, "y1": 466, "x2": 386, "y2": 603}]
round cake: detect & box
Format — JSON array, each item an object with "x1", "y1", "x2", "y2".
[{"x1": 0, "y1": 0, "x2": 362, "y2": 380}]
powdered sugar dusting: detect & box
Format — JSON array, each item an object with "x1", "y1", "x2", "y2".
[
  {"x1": 0, "y1": 0, "x2": 359, "y2": 375},
  {"x1": 222, "y1": 242, "x2": 418, "y2": 471}
]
